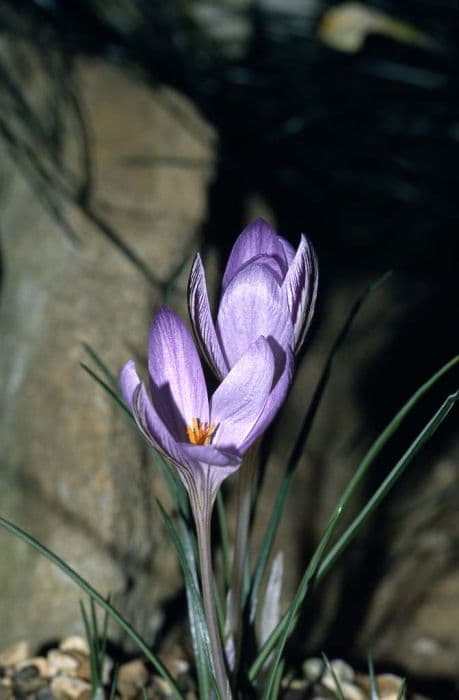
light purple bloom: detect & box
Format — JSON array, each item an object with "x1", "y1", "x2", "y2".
[
  {"x1": 120, "y1": 306, "x2": 293, "y2": 515},
  {"x1": 188, "y1": 218, "x2": 318, "y2": 381}
]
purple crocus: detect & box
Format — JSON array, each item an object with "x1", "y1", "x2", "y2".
[
  {"x1": 120, "y1": 306, "x2": 292, "y2": 516},
  {"x1": 188, "y1": 217, "x2": 318, "y2": 380}
]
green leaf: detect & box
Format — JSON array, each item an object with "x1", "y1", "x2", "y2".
[
  {"x1": 396, "y1": 679, "x2": 407, "y2": 700},
  {"x1": 317, "y1": 389, "x2": 459, "y2": 582},
  {"x1": 249, "y1": 271, "x2": 393, "y2": 621},
  {"x1": 251, "y1": 384, "x2": 458, "y2": 681},
  {"x1": 322, "y1": 654, "x2": 345, "y2": 700},
  {"x1": 0, "y1": 514, "x2": 184, "y2": 700},
  {"x1": 156, "y1": 499, "x2": 217, "y2": 699},
  {"x1": 82, "y1": 344, "x2": 119, "y2": 393},
  {"x1": 368, "y1": 653, "x2": 379, "y2": 700},
  {"x1": 216, "y1": 491, "x2": 231, "y2": 592},
  {"x1": 261, "y1": 508, "x2": 342, "y2": 697}
]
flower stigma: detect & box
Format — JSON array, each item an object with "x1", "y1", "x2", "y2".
[{"x1": 186, "y1": 417, "x2": 216, "y2": 446}]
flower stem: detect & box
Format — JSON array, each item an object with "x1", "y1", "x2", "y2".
[
  {"x1": 228, "y1": 442, "x2": 259, "y2": 675},
  {"x1": 196, "y1": 509, "x2": 232, "y2": 700}
]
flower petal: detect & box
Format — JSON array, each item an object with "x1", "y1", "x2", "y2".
[
  {"x1": 239, "y1": 342, "x2": 294, "y2": 452},
  {"x1": 217, "y1": 263, "x2": 294, "y2": 368},
  {"x1": 148, "y1": 307, "x2": 209, "y2": 441},
  {"x1": 120, "y1": 359, "x2": 141, "y2": 411},
  {"x1": 222, "y1": 218, "x2": 289, "y2": 291},
  {"x1": 279, "y1": 237, "x2": 295, "y2": 267},
  {"x1": 282, "y1": 235, "x2": 319, "y2": 352},
  {"x1": 180, "y1": 443, "x2": 242, "y2": 467},
  {"x1": 210, "y1": 336, "x2": 275, "y2": 450},
  {"x1": 188, "y1": 254, "x2": 229, "y2": 378}
]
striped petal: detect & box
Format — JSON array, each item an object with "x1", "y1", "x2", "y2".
[
  {"x1": 282, "y1": 235, "x2": 319, "y2": 353},
  {"x1": 188, "y1": 253, "x2": 229, "y2": 378},
  {"x1": 148, "y1": 307, "x2": 209, "y2": 441},
  {"x1": 222, "y1": 218, "x2": 289, "y2": 291}
]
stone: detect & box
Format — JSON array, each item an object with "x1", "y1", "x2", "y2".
[
  {"x1": 59, "y1": 638, "x2": 89, "y2": 656},
  {"x1": 0, "y1": 642, "x2": 31, "y2": 668},
  {"x1": 47, "y1": 651, "x2": 79, "y2": 677},
  {"x1": 17, "y1": 658, "x2": 52, "y2": 679},
  {"x1": 117, "y1": 659, "x2": 149, "y2": 698},
  {"x1": 0, "y1": 5, "x2": 215, "y2": 650},
  {"x1": 50, "y1": 677, "x2": 91, "y2": 700}
]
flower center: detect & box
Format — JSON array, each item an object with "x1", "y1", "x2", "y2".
[{"x1": 186, "y1": 417, "x2": 216, "y2": 446}]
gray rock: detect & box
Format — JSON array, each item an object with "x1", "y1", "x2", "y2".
[{"x1": 0, "y1": 21, "x2": 215, "y2": 648}]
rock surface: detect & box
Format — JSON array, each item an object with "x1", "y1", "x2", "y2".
[{"x1": 0, "y1": 16, "x2": 215, "y2": 648}]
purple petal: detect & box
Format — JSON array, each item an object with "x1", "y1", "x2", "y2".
[
  {"x1": 210, "y1": 336, "x2": 275, "y2": 450},
  {"x1": 279, "y1": 236, "x2": 295, "y2": 267},
  {"x1": 132, "y1": 382, "x2": 193, "y2": 469},
  {"x1": 148, "y1": 307, "x2": 209, "y2": 441},
  {"x1": 120, "y1": 360, "x2": 141, "y2": 411},
  {"x1": 217, "y1": 263, "x2": 294, "y2": 368},
  {"x1": 188, "y1": 254, "x2": 229, "y2": 378},
  {"x1": 239, "y1": 343, "x2": 294, "y2": 452},
  {"x1": 282, "y1": 235, "x2": 319, "y2": 353},
  {"x1": 180, "y1": 443, "x2": 242, "y2": 467},
  {"x1": 222, "y1": 218, "x2": 289, "y2": 291}
]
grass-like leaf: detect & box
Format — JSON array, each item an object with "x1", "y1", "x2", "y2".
[
  {"x1": 82, "y1": 343, "x2": 119, "y2": 392},
  {"x1": 216, "y1": 491, "x2": 231, "y2": 591},
  {"x1": 396, "y1": 678, "x2": 407, "y2": 700},
  {"x1": 251, "y1": 385, "x2": 458, "y2": 682},
  {"x1": 261, "y1": 508, "x2": 342, "y2": 697},
  {"x1": 156, "y1": 499, "x2": 218, "y2": 699},
  {"x1": 249, "y1": 271, "x2": 392, "y2": 621},
  {"x1": 368, "y1": 653, "x2": 379, "y2": 700},
  {"x1": 0, "y1": 514, "x2": 184, "y2": 700},
  {"x1": 322, "y1": 654, "x2": 345, "y2": 700}
]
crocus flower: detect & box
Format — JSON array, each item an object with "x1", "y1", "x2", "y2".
[
  {"x1": 120, "y1": 306, "x2": 292, "y2": 517},
  {"x1": 188, "y1": 217, "x2": 318, "y2": 380}
]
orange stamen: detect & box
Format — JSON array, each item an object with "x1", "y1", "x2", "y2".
[{"x1": 186, "y1": 417, "x2": 216, "y2": 446}]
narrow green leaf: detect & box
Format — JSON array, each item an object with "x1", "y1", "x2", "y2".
[
  {"x1": 322, "y1": 654, "x2": 345, "y2": 700},
  {"x1": 0, "y1": 514, "x2": 184, "y2": 700},
  {"x1": 109, "y1": 665, "x2": 119, "y2": 700},
  {"x1": 368, "y1": 653, "x2": 379, "y2": 700},
  {"x1": 82, "y1": 343, "x2": 119, "y2": 392},
  {"x1": 80, "y1": 600, "x2": 98, "y2": 694},
  {"x1": 251, "y1": 387, "x2": 458, "y2": 681},
  {"x1": 261, "y1": 508, "x2": 342, "y2": 697},
  {"x1": 80, "y1": 363, "x2": 132, "y2": 420},
  {"x1": 156, "y1": 500, "x2": 216, "y2": 699},
  {"x1": 317, "y1": 390, "x2": 459, "y2": 582},
  {"x1": 396, "y1": 679, "x2": 407, "y2": 700},
  {"x1": 216, "y1": 491, "x2": 231, "y2": 592},
  {"x1": 250, "y1": 271, "x2": 393, "y2": 621}
]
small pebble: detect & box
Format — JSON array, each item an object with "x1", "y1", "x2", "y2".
[
  {"x1": 117, "y1": 659, "x2": 149, "y2": 698},
  {"x1": 0, "y1": 642, "x2": 30, "y2": 667},
  {"x1": 47, "y1": 650, "x2": 79, "y2": 676},
  {"x1": 50, "y1": 676, "x2": 91, "y2": 700},
  {"x1": 303, "y1": 657, "x2": 324, "y2": 683},
  {"x1": 59, "y1": 637, "x2": 90, "y2": 656}
]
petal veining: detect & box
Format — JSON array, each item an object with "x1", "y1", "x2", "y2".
[
  {"x1": 217, "y1": 264, "x2": 294, "y2": 367},
  {"x1": 188, "y1": 254, "x2": 229, "y2": 378},
  {"x1": 282, "y1": 235, "x2": 319, "y2": 352},
  {"x1": 210, "y1": 336, "x2": 275, "y2": 450},
  {"x1": 148, "y1": 307, "x2": 209, "y2": 441},
  {"x1": 222, "y1": 218, "x2": 289, "y2": 291}
]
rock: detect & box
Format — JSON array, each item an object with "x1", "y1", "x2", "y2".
[
  {"x1": 50, "y1": 676, "x2": 91, "y2": 700},
  {"x1": 17, "y1": 658, "x2": 52, "y2": 679},
  {"x1": 117, "y1": 659, "x2": 149, "y2": 698},
  {"x1": 0, "y1": 642, "x2": 31, "y2": 667},
  {"x1": 0, "y1": 5, "x2": 215, "y2": 649},
  {"x1": 59, "y1": 638, "x2": 89, "y2": 656},
  {"x1": 303, "y1": 657, "x2": 324, "y2": 683},
  {"x1": 47, "y1": 651, "x2": 79, "y2": 677}
]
